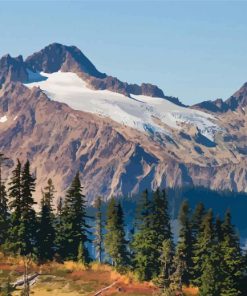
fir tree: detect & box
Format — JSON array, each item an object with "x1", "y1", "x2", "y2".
[
  {"x1": 215, "y1": 215, "x2": 224, "y2": 243},
  {"x1": 199, "y1": 252, "x2": 221, "y2": 296},
  {"x1": 104, "y1": 198, "x2": 129, "y2": 270},
  {"x1": 37, "y1": 178, "x2": 56, "y2": 262},
  {"x1": 54, "y1": 197, "x2": 64, "y2": 261},
  {"x1": 94, "y1": 196, "x2": 104, "y2": 263},
  {"x1": 176, "y1": 200, "x2": 192, "y2": 286},
  {"x1": 132, "y1": 189, "x2": 167, "y2": 280},
  {"x1": 158, "y1": 239, "x2": 174, "y2": 292},
  {"x1": 0, "y1": 183, "x2": 9, "y2": 246},
  {"x1": 61, "y1": 172, "x2": 90, "y2": 262},
  {"x1": 19, "y1": 160, "x2": 37, "y2": 255},
  {"x1": 150, "y1": 188, "x2": 172, "y2": 246},
  {"x1": 0, "y1": 153, "x2": 9, "y2": 247},
  {"x1": 192, "y1": 209, "x2": 215, "y2": 286},
  {"x1": 6, "y1": 159, "x2": 22, "y2": 252},
  {"x1": 220, "y1": 210, "x2": 243, "y2": 296},
  {"x1": 191, "y1": 202, "x2": 205, "y2": 243}
]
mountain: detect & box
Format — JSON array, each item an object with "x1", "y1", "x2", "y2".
[
  {"x1": 193, "y1": 82, "x2": 247, "y2": 113},
  {"x1": 0, "y1": 43, "x2": 246, "y2": 201}
]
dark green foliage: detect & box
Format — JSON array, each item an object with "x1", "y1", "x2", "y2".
[
  {"x1": 192, "y1": 209, "x2": 215, "y2": 286},
  {"x1": 6, "y1": 160, "x2": 37, "y2": 256},
  {"x1": 37, "y1": 178, "x2": 56, "y2": 262},
  {"x1": 132, "y1": 189, "x2": 156, "y2": 280},
  {"x1": 94, "y1": 196, "x2": 104, "y2": 263},
  {"x1": 0, "y1": 183, "x2": 9, "y2": 246},
  {"x1": 132, "y1": 189, "x2": 172, "y2": 280},
  {"x1": 199, "y1": 246, "x2": 223, "y2": 296},
  {"x1": 176, "y1": 200, "x2": 193, "y2": 286},
  {"x1": 104, "y1": 198, "x2": 129, "y2": 270},
  {"x1": 60, "y1": 172, "x2": 90, "y2": 262},
  {"x1": 150, "y1": 189, "x2": 172, "y2": 246},
  {"x1": 19, "y1": 161, "x2": 37, "y2": 256},
  {"x1": 220, "y1": 210, "x2": 243, "y2": 296}
]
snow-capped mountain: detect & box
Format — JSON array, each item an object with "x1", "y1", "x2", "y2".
[{"x1": 0, "y1": 43, "x2": 246, "y2": 200}]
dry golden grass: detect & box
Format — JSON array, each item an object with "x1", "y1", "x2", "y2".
[
  {"x1": 0, "y1": 254, "x2": 158, "y2": 296},
  {"x1": 183, "y1": 286, "x2": 199, "y2": 296}
]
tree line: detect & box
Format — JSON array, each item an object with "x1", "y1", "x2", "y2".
[{"x1": 0, "y1": 156, "x2": 246, "y2": 296}]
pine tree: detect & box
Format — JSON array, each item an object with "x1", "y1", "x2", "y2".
[
  {"x1": 37, "y1": 178, "x2": 56, "y2": 262},
  {"x1": 192, "y1": 209, "x2": 215, "y2": 287},
  {"x1": 199, "y1": 245, "x2": 223, "y2": 296},
  {"x1": 94, "y1": 196, "x2": 104, "y2": 263},
  {"x1": 215, "y1": 215, "x2": 223, "y2": 242},
  {"x1": 0, "y1": 153, "x2": 9, "y2": 247},
  {"x1": 190, "y1": 202, "x2": 206, "y2": 284},
  {"x1": 19, "y1": 160, "x2": 37, "y2": 256},
  {"x1": 176, "y1": 200, "x2": 192, "y2": 286},
  {"x1": 191, "y1": 202, "x2": 205, "y2": 243},
  {"x1": 61, "y1": 172, "x2": 90, "y2": 262},
  {"x1": 0, "y1": 183, "x2": 9, "y2": 246},
  {"x1": 220, "y1": 210, "x2": 243, "y2": 296},
  {"x1": 158, "y1": 239, "x2": 174, "y2": 291},
  {"x1": 54, "y1": 197, "x2": 64, "y2": 261},
  {"x1": 104, "y1": 198, "x2": 129, "y2": 271},
  {"x1": 150, "y1": 188, "x2": 172, "y2": 246},
  {"x1": 6, "y1": 159, "x2": 22, "y2": 252},
  {"x1": 132, "y1": 190, "x2": 156, "y2": 280}
]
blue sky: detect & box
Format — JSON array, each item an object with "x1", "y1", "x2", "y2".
[{"x1": 0, "y1": 1, "x2": 247, "y2": 105}]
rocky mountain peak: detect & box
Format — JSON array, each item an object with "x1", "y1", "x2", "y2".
[
  {"x1": 192, "y1": 82, "x2": 247, "y2": 113},
  {"x1": 0, "y1": 54, "x2": 28, "y2": 87},
  {"x1": 25, "y1": 43, "x2": 106, "y2": 78}
]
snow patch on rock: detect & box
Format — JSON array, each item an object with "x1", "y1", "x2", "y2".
[
  {"x1": 0, "y1": 115, "x2": 7, "y2": 123},
  {"x1": 25, "y1": 71, "x2": 221, "y2": 141}
]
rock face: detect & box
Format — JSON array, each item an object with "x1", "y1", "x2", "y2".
[
  {"x1": 0, "y1": 55, "x2": 28, "y2": 87},
  {"x1": 0, "y1": 43, "x2": 246, "y2": 202},
  {"x1": 193, "y1": 83, "x2": 247, "y2": 113}
]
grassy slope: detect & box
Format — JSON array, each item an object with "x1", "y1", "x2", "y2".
[{"x1": 0, "y1": 254, "x2": 198, "y2": 296}]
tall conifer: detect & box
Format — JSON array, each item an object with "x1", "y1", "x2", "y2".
[
  {"x1": 37, "y1": 178, "x2": 56, "y2": 262},
  {"x1": 94, "y1": 196, "x2": 104, "y2": 263},
  {"x1": 61, "y1": 172, "x2": 89, "y2": 261}
]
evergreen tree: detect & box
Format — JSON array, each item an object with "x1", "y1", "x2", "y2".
[
  {"x1": 132, "y1": 189, "x2": 158, "y2": 280},
  {"x1": 150, "y1": 188, "x2": 172, "y2": 246},
  {"x1": 0, "y1": 153, "x2": 9, "y2": 247},
  {"x1": 220, "y1": 210, "x2": 243, "y2": 296},
  {"x1": 6, "y1": 159, "x2": 22, "y2": 252},
  {"x1": 176, "y1": 200, "x2": 192, "y2": 286},
  {"x1": 215, "y1": 215, "x2": 224, "y2": 243},
  {"x1": 192, "y1": 209, "x2": 215, "y2": 286},
  {"x1": 94, "y1": 196, "x2": 104, "y2": 263},
  {"x1": 191, "y1": 202, "x2": 205, "y2": 243},
  {"x1": 158, "y1": 239, "x2": 174, "y2": 292},
  {"x1": 37, "y1": 178, "x2": 56, "y2": 262},
  {"x1": 61, "y1": 172, "x2": 90, "y2": 262},
  {"x1": 104, "y1": 198, "x2": 129, "y2": 270},
  {"x1": 19, "y1": 160, "x2": 37, "y2": 255},
  {"x1": 54, "y1": 197, "x2": 64, "y2": 261},
  {"x1": 199, "y1": 245, "x2": 223, "y2": 296},
  {"x1": 0, "y1": 183, "x2": 9, "y2": 246}
]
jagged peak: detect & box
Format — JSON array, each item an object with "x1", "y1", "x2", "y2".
[{"x1": 25, "y1": 42, "x2": 106, "y2": 78}]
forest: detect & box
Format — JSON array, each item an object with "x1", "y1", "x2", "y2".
[{"x1": 0, "y1": 155, "x2": 246, "y2": 296}]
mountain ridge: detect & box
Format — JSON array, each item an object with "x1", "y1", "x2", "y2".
[{"x1": 0, "y1": 43, "x2": 246, "y2": 201}]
